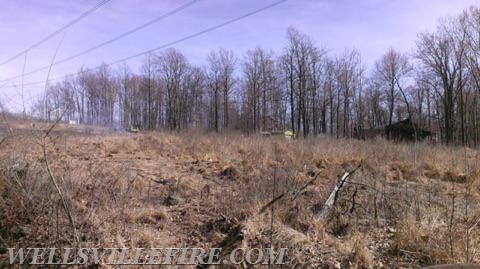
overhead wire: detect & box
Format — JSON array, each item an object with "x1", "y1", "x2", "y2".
[
  {"x1": 0, "y1": 0, "x2": 112, "y2": 66},
  {"x1": 1, "y1": 0, "x2": 289, "y2": 90},
  {"x1": 0, "y1": 0, "x2": 201, "y2": 83}
]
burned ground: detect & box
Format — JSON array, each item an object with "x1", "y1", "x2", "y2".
[{"x1": 0, "y1": 120, "x2": 480, "y2": 268}]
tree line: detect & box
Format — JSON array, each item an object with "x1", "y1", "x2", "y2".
[{"x1": 36, "y1": 6, "x2": 480, "y2": 145}]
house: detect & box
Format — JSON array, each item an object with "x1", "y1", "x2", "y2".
[
  {"x1": 385, "y1": 118, "x2": 432, "y2": 141},
  {"x1": 354, "y1": 118, "x2": 432, "y2": 142}
]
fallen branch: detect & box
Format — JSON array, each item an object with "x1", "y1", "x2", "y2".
[
  {"x1": 291, "y1": 172, "x2": 322, "y2": 201},
  {"x1": 258, "y1": 192, "x2": 286, "y2": 215},
  {"x1": 199, "y1": 170, "x2": 323, "y2": 268},
  {"x1": 318, "y1": 162, "x2": 362, "y2": 219},
  {"x1": 196, "y1": 224, "x2": 245, "y2": 269},
  {"x1": 198, "y1": 161, "x2": 363, "y2": 268},
  {"x1": 258, "y1": 172, "x2": 321, "y2": 215}
]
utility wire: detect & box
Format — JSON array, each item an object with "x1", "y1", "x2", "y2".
[
  {"x1": 1, "y1": 0, "x2": 289, "y2": 89},
  {"x1": 0, "y1": 0, "x2": 200, "y2": 83},
  {"x1": 0, "y1": 0, "x2": 112, "y2": 66}
]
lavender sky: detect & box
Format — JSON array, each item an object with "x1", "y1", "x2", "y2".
[{"x1": 0, "y1": 0, "x2": 478, "y2": 111}]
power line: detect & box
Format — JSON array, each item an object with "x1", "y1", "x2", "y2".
[
  {"x1": 1, "y1": 85, "x2": 39, "y2": 111},
  {"x1": 0, "y1": 0, "x2": 200, "y2": 83},
  {"x1": 0, "y1": 0, "x2": 112, "y2": 67},
  {"x1": 2, "y1": 0, "x2": 289, "y2": 89}
]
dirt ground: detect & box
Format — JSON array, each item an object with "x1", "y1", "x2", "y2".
[{"x1": 1, "y1": 119, "x2": 480, "y2": 268}]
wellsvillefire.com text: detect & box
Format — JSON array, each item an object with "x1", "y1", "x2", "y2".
[{"x1": 7, "y1": 247, "x2": 287, "y2": 265}]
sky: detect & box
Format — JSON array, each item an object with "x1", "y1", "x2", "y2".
[{"x1": 0, "y1": 0, "x2": 478, "y2": 112}]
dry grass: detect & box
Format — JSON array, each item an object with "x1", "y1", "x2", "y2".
[{"x1": 1, "y1": 124, "x2": 480, "y2": 268}]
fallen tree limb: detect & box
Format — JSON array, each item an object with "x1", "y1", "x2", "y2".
[
  {"x1": 197, "y1": 161, "x2": 363, "y2": 268},
  {"x1": 259, "y1": 161, "x2": 363, "y2": 217},
  {"x1": 198, "y1": 170, "x2": 323, "y2": 268},
  {"x1": 258, "y1": 172, "x2": 321, "y2": 215},
  {"x1": 258, "y1": 192, "x2": 286, "y2": 215},
  {"x1": 196, "y1": 224, "x2": 245, "y2": 269},
  {"x1": 291, "y1": 172, "x2": 322, "y2": 201},
  {"x1": 318, "y1": 162, "x2": 362, "y2": 219}
]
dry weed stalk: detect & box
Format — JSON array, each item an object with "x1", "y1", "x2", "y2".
[
  {"x1": 2, "y1": 131, "x2": 480, "y2": 267},
  {"x1": 40, "y1": 114, "x2": 78, "y2": 245}
]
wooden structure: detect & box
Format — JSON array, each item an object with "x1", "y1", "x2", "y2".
[{"x1": 354, "y1": 118, "x2": 433, "y2": 142}]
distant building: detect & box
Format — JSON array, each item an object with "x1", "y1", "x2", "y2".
[
  {"x1": 354, "y1": 118, "x2": 433, "y2": 142},
  {"x1": 385, "y1": 118, "x2": 432, "y2": 141}
]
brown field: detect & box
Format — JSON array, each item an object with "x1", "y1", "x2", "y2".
[{"x1": 1, "y1": 119, "x2": 480, "y2": 268}]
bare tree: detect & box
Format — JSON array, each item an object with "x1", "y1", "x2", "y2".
[
  {"x1": 373, "y1": 49, "x2": 411, "y2": 129},
  {"x1": 156, "y1": 49, "x2": 189, "y2": 130},
  {"x1": 242, "y1": 47, "x2": 280, "y2": 132},
  {"x1": 416, "y1": 19, "x2": 466, "y2": 144},
  {"x1": 207, "y1": 49, "x2": 236, "y2": 132},
  {"x1": 334, "y1": 49, "x2": 363, "y2": 138},
  {"x1": 34, "y1": 7, "x2": 480, "y2": 146}
]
